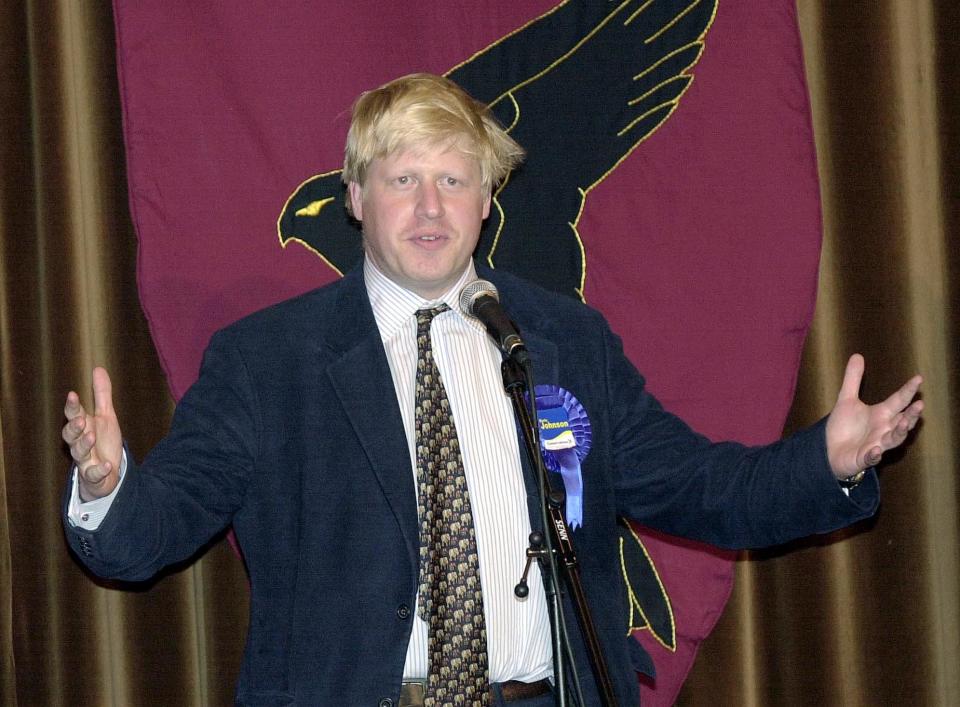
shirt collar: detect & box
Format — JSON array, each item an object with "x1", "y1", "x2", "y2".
[{"x1": 363, "y1": 257, "x2": 482, "y2": 340}]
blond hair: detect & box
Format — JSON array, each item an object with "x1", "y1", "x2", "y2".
[{"x1": 342, "y1": 73, "x2": 524, "y2": 212}]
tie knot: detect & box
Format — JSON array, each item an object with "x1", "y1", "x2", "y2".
[{"x1": 416, "y1": 305, "x2": 450, "y2": 333}]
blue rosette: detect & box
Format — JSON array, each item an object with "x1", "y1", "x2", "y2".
[{"x1": 531, "y1": 385, "x2": 592, "y2": 529}]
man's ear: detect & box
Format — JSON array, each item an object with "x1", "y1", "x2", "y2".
[
  {"x1": 348, "y1": 181, "x2": 363, "y2": 220},
  {"x1": 482, "y1": 191, "x2": 491, "y2": 220}
]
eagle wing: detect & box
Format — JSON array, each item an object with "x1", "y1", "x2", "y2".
[
  {"x1": 278, "y1": 0, "x2": 717, "y2": 297},
  {"x1": 481, "y1": 0, "x2": 717, "y2": 297}
]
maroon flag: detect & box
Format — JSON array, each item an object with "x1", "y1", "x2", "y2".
[{"x1": 114, "y1": 1, "x2": 822, "y2": 703}]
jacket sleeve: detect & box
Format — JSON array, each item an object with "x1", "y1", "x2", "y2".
[{"x1": 601, "y1": 321, "x2": 879, "y2": 549}]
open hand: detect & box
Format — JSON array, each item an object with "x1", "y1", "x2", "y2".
[
  {"x1": 826, "y1": 354, "x2": 923, "y2": 479},
  {"x1": 62, "y1": 367, "x2": 123, "y2": 501}
]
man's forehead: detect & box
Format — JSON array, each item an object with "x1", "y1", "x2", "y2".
[{"x1": 375, "y1": 137, "x2": 479, "y2": 166}]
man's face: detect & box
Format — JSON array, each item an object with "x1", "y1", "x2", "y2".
[{"x1": 348, "y1": 145, "x2": 491, "y2": 299}]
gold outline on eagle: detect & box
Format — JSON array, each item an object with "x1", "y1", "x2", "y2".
[{"x1": 278, "y1": 0, "x2": 720, "y2": 657}]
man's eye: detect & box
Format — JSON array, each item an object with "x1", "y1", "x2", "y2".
[
  {"x1": 396, "y1": 176, "x2": 410, "y2": 185},
  {"x1": 444, "y1": 177, "x2": 459, "y2": 186}
]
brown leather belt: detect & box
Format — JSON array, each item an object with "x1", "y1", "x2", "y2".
[{"x1": 399, "y1": 678, "x2": 551, "y2": 705}]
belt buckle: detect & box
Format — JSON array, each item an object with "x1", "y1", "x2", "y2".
[{"x1": 399, "y1": 680, "x2": 426, "y2": 707}]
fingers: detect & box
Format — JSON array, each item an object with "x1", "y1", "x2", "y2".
[
  {"x1": 863, "y1": 401, "x2": 925, "y2": 469},
  {"x1": 62, "y1": 367, "x2": 115, "y2": 466},
  {"x1": 898, "y1": 399, "x2": 924, "y2": 431},
  {"x1": 68, "y1": 427, "x2": 97, "y2": 465},
  {"x1": 882, "y1": 402, "x2": 923, "y2": 447},
  {"x1": 79, "y1": 460, "x2": 113, "y2": 487},
  {"x1": 63, "y1": 391, "x2": 85, "y2": 421},
  {"x1": 61, "y1": 406, "x2": 85, "y2": 443},
  {"x1": 879, "y1": 422, "x2": 907, "y2": 452},
  {"x1": 883, "y1": 374, "x2": 923, "y2": 413},
  {"x1": 862, "y1": 445, "x2": 883, "y2": 468},
  {"x1": 837, "y1": 353, "x2": 865, "y2": 402},
  {"x1": 92, "y1": 367, "x2": 114, "y2": 416},
  {"x1": 61, "y1": 393, "x2": 92, "y2": 458},
  {"x1": 77, "y1": 460, "x2": 115, "y2": 502}
]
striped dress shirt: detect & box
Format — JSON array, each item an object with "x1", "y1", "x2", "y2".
[{"x1": 364, "y1": 258, "x2": 552, "y2": 684}]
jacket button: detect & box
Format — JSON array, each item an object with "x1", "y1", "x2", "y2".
[
  {"x1": 396, "y1": 604, "x2": 410, "y2": 620},
  {"x1": 378, "y1": 699, "x2": 393, "y2": 707}
]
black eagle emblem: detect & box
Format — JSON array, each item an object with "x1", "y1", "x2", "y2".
[
  {"x1": 278, "y1": 0, "x2": 717, "y2": 301},
  {"x1": 278, "y1": 0, "x2": 720, "y2": 662}
]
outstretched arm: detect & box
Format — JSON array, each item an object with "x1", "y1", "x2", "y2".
[
  {"x1": 826, "y1": 354, "x2": 923, "y2": 479},
  {"x1": 62, "y1": 367, "x2": 123, "y2": 501}
]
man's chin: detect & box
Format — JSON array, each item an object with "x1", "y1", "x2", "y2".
[{"x1": 401, "y1": 266, "x2": 470, "y2": 300}]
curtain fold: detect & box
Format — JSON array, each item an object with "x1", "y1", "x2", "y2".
[
  {"x1": 680, "y1": 2, "x2": 959, "y2": 704},
  {"x1": 1, "y1": 2, "x2": 246, "y2": 705},
  {"x1": 1, "y1": 1, "x2": 955, "y2": 704},
  {"x1": 1, "y1": 416, "x2": 14, "y2": 707}
]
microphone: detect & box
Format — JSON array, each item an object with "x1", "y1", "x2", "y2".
[{"x1": 459, "y1": 280, "x2": 530, "y2": 367}]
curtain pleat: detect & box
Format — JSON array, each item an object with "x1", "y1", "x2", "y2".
[{"x1": 1, "y1": 0, "x2": 955, "y2": 704}]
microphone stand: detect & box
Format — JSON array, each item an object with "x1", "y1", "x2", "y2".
[{"x1": 501, "y1": 357, "x2": 619, "y2": 707}]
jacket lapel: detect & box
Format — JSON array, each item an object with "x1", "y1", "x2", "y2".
[
  {"x1": 482, "y1": 265, "x2": 562, "y2": 532},
  {"x1": 321, "y1": 268, "x2": 420, "y2": 570}
]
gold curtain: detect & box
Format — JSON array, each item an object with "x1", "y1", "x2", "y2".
[
  {"x1": 0, "y1": 2, "x2": 246, "y2": 705},
  {"x1": 681, "y1": 2, "x2": 960, "y2": 705},
  {"x1": 0, "y1": 1, "x2": 955, "y2": 705}
]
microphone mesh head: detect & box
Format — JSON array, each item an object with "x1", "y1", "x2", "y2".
[{"x1": 459, "y1": 279, "x2": 498, "y2": 315}]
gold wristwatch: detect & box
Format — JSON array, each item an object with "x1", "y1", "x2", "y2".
[{"x1": 838, "y1": 468, "x2": 867, "y2": 489}]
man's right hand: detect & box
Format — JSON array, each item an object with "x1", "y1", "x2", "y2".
[{"x1": 62, "y1": 367, "x2": 123, "y2": 502}]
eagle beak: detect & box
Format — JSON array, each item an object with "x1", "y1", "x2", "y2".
[{"x1": 295, "y1": 197, "x2": 336, "y2": 217}]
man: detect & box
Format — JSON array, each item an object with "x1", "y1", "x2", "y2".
[{"x1": 62, "y1": 74, "x2": 923, "y2": 706}]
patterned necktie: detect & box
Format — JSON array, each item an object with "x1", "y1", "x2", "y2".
[{"x1": 414, "y1": 305, "x2": 490, "y2": 706}]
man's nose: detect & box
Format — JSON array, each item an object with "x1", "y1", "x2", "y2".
[{"x1": 416, "y1": 182, "x2": 444, "y2": 219}]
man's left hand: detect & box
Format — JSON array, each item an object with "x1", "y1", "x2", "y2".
[{"x1": 826, "y1": 353, "x2": 923, "y2": 479}]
